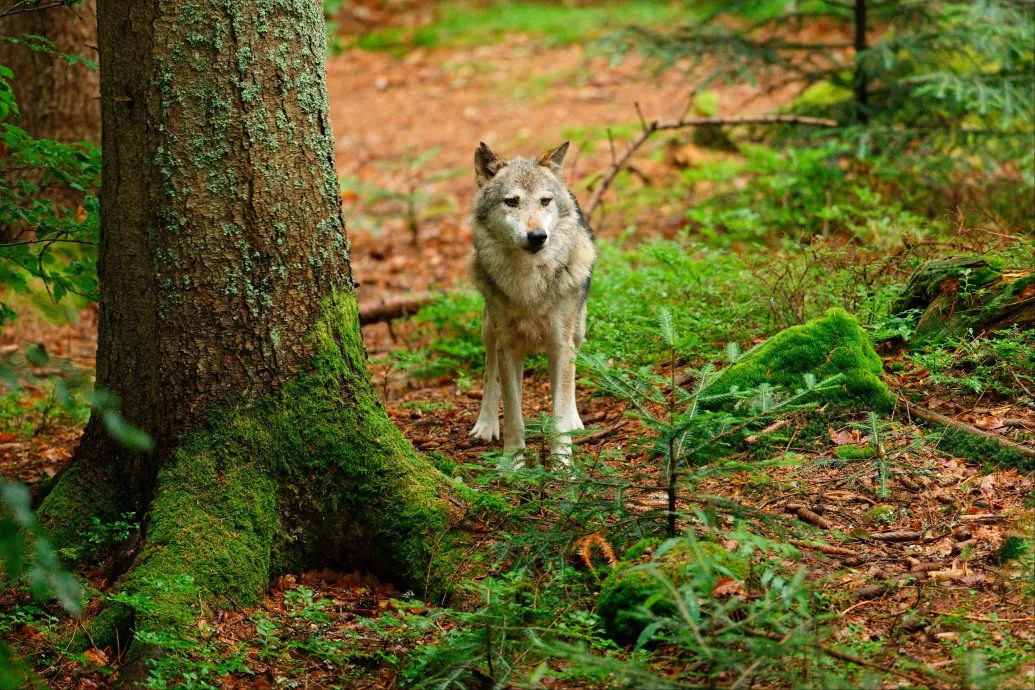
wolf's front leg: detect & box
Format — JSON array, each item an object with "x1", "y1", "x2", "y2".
[
  {"x1": 497, "y1": 343, "x2": 525, "y2": 455},
  {"x1": 469, "y1": 307, "x2": 500, "y2": 442},
  {"x1": 548, "y1": 338, "x2": 583, "y2": 464}
]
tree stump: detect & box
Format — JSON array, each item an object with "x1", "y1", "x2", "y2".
[{"x1": 896, "y1": 257, "x2": 1034, "y2": 341}]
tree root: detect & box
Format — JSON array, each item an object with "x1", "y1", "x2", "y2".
[
  {"x1": 45, "y1": 292, "x2": 471, "y2": 686},
  {"x1": 903, "y1": 399, "x2": 1035, "y2": 460}
]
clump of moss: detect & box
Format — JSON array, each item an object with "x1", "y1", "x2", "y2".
[
  {"x1": 864, "y1": 506, "x2": 896, "y2": 525},
  {"x1": 896, "y1": 257, "x2": 1032, "y2": 341},
  {"x1": 716, "y1": 308, "x2": 893, "y2": 412},
  {"x1": 597, "y1": 538, "x2": 749, "y2": 645},
  {"x1": 933, "y1": 426, "x2": 1034, "y2": 473},
  {"x1": 836, "y1": 445, "x2": 877, "y2": 460},
  {"x1": 37, "y1": 462, "x2": 121, "y2": 560}
]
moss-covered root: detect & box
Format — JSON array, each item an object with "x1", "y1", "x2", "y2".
[
  {"x1": 717, "y1": 307, "x2": 893, "y2": 412},
  {"x1": 37, "y1": 460, "x2": 121, "y2": 558},
  {"x1": 82, "y1": 442, "x2": 278, "y2": 651},
  {"x1": 85, "y1": 290, "x2": 466, "y2": 652}
]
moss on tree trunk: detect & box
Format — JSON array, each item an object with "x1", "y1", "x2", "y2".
[{"x1": 70, "y1": 291, "x2": 468, "y2": 652}]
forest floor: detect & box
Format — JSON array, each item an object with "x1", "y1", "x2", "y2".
[{"x1": 2, "y1": 10, "x2": 1034, "y2": 690}]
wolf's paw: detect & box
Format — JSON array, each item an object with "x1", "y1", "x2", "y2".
[{"x1": 469, "y1": 418, "x2": 500, "y2": 442}]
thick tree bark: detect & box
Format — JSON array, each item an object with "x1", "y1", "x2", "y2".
[
  {"x1": 0, "y1": 1, "x2": 100, "y2": 212},
  {"x1": 36, "y1": 0, "x2": 464, "y2": 663}
]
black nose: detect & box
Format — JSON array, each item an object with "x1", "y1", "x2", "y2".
[{"x1": 527, "y1": 228, "x2": 547, "y2": 246}]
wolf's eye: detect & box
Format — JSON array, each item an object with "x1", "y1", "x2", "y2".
[
  {"x1": 540, "y1": 197, "x2": 552, "y2": 206},
  {"x1": 503, "y1": 197, "x2": 519, "y2": 208}
]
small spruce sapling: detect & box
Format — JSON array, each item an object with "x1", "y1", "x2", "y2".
[{"x1": 580, "y1": 308, "x2": 845, "y2": 537}]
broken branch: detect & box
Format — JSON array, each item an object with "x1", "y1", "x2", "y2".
[
  {"x1": 359, "y1": 293, "x2": 437, "y2": 325},
  {"x1": 583, "y1": 113, "x2": 839, "y2": 215},
  {"x1": 902, "y1": 399, "x2": 1035, "y2": 460}
]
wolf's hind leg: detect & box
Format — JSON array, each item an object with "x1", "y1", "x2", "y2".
[{"x1": 470, "y1": 307, "x2": 500, "y2": 442}]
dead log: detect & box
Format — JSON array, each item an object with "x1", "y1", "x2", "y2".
[{"x1": 903, "y1": 400, "x2": 1035, "y2": 460}]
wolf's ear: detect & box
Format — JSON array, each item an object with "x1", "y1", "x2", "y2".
[
  {"x1": 537, "y1": 141, "x2": 569, "y2": 177},
  {"x1": 474, "y1": 142, "x2": 504, "y2": 188}
]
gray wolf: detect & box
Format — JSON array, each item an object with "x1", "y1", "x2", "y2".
[{"x1": 466, "y1": 141, "x2": 596, "y2": 463}]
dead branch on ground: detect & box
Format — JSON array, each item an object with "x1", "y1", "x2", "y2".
[{"x1": 359, "y1": 293, "x2": 437, "y2": 325}]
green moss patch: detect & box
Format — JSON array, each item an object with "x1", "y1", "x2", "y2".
[
  {"x1": 597, "y1": 538, "x2": 749, "y2": 645},
  {"x1": 37, "y1": 461, "x2": 121, "y2": 561},
  {"x1": 897, "y1": 257, "x2": 1033, "y2": 341},
  {"x1": 933, "y1": 426, "x2": 1034, "y2": 473},
  {"x1": 835, "y1": 445, "x2": 877, "y2": 460},
  {"x1": 716, "y1": 308, "x2": 893, "y2": 412}
]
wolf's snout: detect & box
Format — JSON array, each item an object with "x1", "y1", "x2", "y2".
[{"x1": 526, "y1": 228, "x2": 547, "y2": 252}]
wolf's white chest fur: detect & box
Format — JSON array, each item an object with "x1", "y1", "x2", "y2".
[{"x1": 469, "y1": 233, "x2": 592, "y2": 352}]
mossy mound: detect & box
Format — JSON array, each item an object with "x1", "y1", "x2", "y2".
[
  {"x1": 597, "y1": 538, "x2": 749, "y2": 645},
  {"x1": 896, "y1": 257, "x2": 1034, "y2": 341},
  {"x1": 716, "y1": 308, "x2": 893, "y2": 412}
]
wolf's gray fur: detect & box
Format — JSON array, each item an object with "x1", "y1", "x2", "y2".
[{"x1": 466, "y1": 141, "x2": 596, "y2": 462}]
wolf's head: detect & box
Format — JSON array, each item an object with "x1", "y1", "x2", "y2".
[{"x1": 471, "y1": 141, "x2": 573, "y2": 255}]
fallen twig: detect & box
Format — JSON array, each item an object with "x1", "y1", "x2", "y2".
[
  {"x1": 870, "y1": 530, "x2": 922, "y2": 542},
  {"x1": 930, "y1": 611, "x2": 1035, "y2": 623},
  {"x1": 574, "y1": 418, "x2": 630, "y2": 446},
  {"x1": 359, "y1": 293, "x2": 437, "y2": 325},
  {"x1": 584, "y1": 112, "x2": 839, "y2": 215},
  {"x1": 902, "y1": 398, "x2": 1035, "y2": 459}
]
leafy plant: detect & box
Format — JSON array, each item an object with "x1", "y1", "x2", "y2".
[{"x1": 0, "y1": 4, "x2": 102, "y2": 330}]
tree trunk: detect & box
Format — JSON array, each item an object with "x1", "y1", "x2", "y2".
[
  {"x1": 853, "y1": 0, "x2": 868, "y2": 124},
  {"x1": 37, "y1": 0, "x2": 465, "y2": 659},
  {"x1": 0, "y1": 1, "x2": 100, "y2": 212}
]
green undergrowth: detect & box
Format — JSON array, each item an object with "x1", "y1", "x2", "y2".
[
  {"x1": 597, "y1": 537, "x2": 749, "y2": 645},
  {"x1": 353, "y1": 1, "x2": 692, "y2": 52},
  {"x1": 50, "y1": 290, "x2": 468, "y2": 652},
  {"x1": 908, "y1": 326, "x2": 1035, "y2": 401}
]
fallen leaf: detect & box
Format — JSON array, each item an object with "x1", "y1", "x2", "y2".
[
  {"x1": 83, "y1": 648, "x2": 108, "y2": 666},
  {"x1": 712, "y1": 576, "x2": 745, "y2": 598}
]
